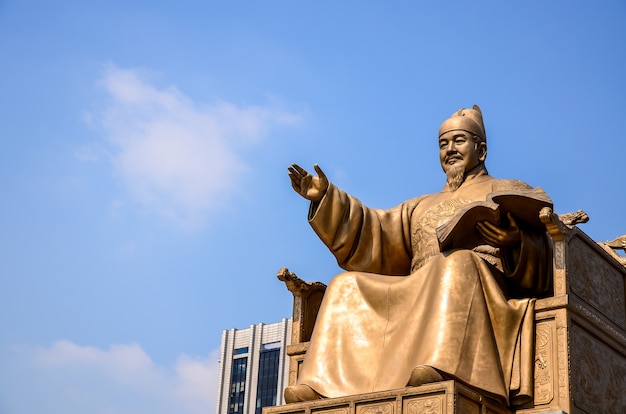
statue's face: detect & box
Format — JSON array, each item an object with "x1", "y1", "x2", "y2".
[{"x1": 438, "y1": 130, "x2": 486, "y2": 174}]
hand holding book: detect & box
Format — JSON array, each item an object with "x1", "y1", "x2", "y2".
[
  {"x1": 476, "y1": 211, "x2": 521, "y2": 248},
  {"x1": 436, "y1": 188, "x2": 553, "y2": 252}
]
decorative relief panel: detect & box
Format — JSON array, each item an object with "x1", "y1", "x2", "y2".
[
  {"x1": 554, "y1": 241, "x2": 564, "y2": 271},
  {"x1": 533, "y1": 321, "x2": 554, "y2": 405},
  {"x1": 405, "y1": 397, "x2": 443, "y2": 414},
  {"x1": 570, "y1": 324, "x2": 626, "y2": 413},
  {"x1": 312, "y1": 408, "x2": 348, "y2": 414},
  {"x1": 568, "y1": 237, "x2": 626, "y2": 328},
  {"x1": 556, "y1": 321, "x2": 568, "y2": 408},
  {"x1": 357, "y1": 401, "x2": 394, "y2": 414}
]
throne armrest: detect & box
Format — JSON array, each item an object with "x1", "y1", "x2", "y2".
[{"x1": 277, "y1": 268, "x2": 327, "y2": 346}]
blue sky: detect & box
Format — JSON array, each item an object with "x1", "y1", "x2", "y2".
[{"x1": 1, "y1": 1, "x2": 625, "y2": 413}]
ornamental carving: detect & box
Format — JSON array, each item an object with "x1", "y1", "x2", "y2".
[
  {"x1": 406, "y1": 397, "x2": 442, "y2": 414},
  {"x1": 533, "y1": 322, "x2": 554, "y2": 405},
  {"x1": 315, "y1": 409, "x2": 348, "y2": 414},
  {"x1": 359, "y1": 402, "x2": 394, "y2": 414},
  {"x1": 410, "y1": 198, "x2": 474, "y2": 270},
  {"x1": 570, "y1": 324, "x2": 626, "y2": 413},
  {"x1": 568, "y1": 237, "x2": 626, "y2": 328}
]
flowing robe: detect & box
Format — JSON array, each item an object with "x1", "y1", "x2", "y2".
[{"x1": 297, "y1": 169, "x2": 552, "y2": 406}]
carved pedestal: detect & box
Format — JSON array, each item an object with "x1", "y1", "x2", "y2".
[{"x1": 264, "y1": 381, "x2": 512, "y2": 414}]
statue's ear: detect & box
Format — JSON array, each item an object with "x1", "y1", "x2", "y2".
[{"x1": 477, "y1": 142, "x2": 487, "y2": 162}]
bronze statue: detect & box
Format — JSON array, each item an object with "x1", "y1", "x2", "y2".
[{"x1": 286, "y1": 105, "x2": 553, "y2": 408}]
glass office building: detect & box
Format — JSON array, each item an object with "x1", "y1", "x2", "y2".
[{"x1": 216, "y1": 319, "x2": 291, "y2": 414}]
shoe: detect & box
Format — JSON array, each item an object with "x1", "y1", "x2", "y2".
[
  {"x1": 284, "y1": 384, "x2": 322, "y2": 403},
  {"x1": 407, "y1": 365, "x2": 444, "y2": 387}
]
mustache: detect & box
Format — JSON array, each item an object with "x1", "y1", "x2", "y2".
[{"x1": 445, "y1": 154, "x2": 462, "y2": 163}]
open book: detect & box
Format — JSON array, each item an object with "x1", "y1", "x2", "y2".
[{"x1": 436, "y1": 187, "x2": 553, "y2": 252}]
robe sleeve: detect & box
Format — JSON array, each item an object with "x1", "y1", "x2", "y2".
[
  {"x1": 500, "y1": 227, "x2": 553, "y2": 298},
  {"x1": 308, "y1": 183, "x2": 416, "y2": 276}
]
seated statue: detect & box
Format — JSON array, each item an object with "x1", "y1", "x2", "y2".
[{"x1": 285, "y1": 105, "x2": 553, "y2": 408}]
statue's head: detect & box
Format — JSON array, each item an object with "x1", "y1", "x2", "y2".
[{"x1": 438, "y1": 105, "x2": 488, "y2": 189}]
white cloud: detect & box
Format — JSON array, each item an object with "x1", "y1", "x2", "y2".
[
  {"x1": 1, "y1": 340, "x2": 219, "y2": 414},
  {"x1": 88, "y1": 64, "x2": 301, "y2": 230}
]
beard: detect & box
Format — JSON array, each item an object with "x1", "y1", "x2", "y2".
[{"x1": 446, "y1": 164, "x2": 465, "y2": 191}]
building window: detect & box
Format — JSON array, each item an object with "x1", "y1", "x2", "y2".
[
  {"x1": 255, "y1": 348, "x2": 281, "y2": 414},
  {"x1": 234, "y1": 347, "x2": 249, "y2": 355},
  {"x1": 228, "y1": 357, "x2": 247, "y2": 414},
  {"x1": 262, "y1": 342, "x2": 281, "y2": 350}
]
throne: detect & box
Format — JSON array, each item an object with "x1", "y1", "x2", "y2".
[{"x1": 272, "y1": 209, "x2": 626, "y2": 414}]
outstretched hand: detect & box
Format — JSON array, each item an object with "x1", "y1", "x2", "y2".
[
  {"x1": 476, "y1": 211, "x2": 521, "y2": 248},
  {"x1": 288, "y1": 163, "x2": 329, "y2": 202}
]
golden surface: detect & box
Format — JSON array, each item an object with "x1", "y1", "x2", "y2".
[{"x1": 286, "y1": 106, "x2": 553, "y2": 407}]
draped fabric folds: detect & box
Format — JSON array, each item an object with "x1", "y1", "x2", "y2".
[{"x1": 297, "y1": 169, "x2": 552, "y2": 407}]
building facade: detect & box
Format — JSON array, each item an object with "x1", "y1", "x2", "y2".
[{"x1": 216, "y1": 319, "x2": 292, "y2": 414}]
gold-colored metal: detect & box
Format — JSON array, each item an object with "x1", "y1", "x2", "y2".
[
  {"x1": 438, "y1": 104, "x2": 486, "y2": 142},
  {"x1": 286, "y1": 106, "x2": 554, "y2": 408}
]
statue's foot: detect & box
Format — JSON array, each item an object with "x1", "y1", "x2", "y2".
[
  {"x1": 284, "y1": 384, "x2": 322, "y2": 403},
  {"x1": 408, "y1": 365, "x2": 444, "y2": 387}
]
